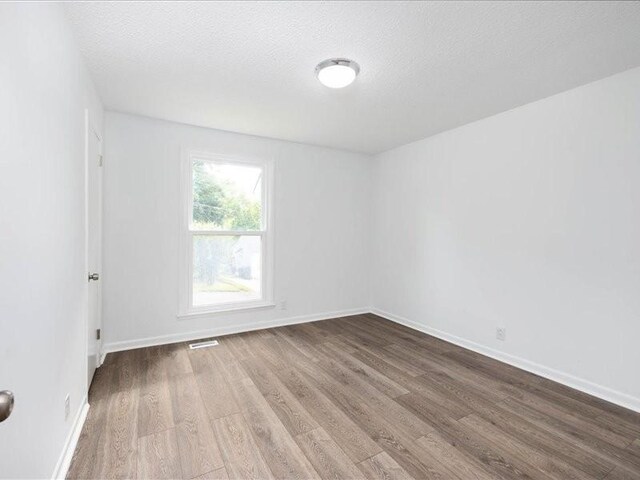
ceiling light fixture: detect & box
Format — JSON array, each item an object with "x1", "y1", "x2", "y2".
[{"x1": 315, "y1": 58, "x2": 360, "y2": 88}]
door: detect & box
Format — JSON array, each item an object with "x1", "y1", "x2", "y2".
[{"x1": 86, "y1": 117, "x2": 103, "y2": 386}]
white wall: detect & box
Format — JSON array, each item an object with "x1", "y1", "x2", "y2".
[
  {"x1": 372, "y1": 67, "x2": 640, "y2": 410},
  {"x1": 0, "y1": 4, "x2": 103, "y2": 478},
  {"x1": 102, "y1": 112, "x2": 371, "y2": 349}
]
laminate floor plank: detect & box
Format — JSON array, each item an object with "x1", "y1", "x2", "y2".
[
  {"x1": 228, "y1": 377, "x2": 321, "y2": 479},
  {"x1": 278, "y1": 367, "x2": 383, "y2": 462},
  {"x1": 513, "y1": 391, "x2": 632, "y2": 449},
  {"x1": 189, "y1": 346, "x2": 241, "y2": 420},
  {"x1": 358, "y1": 315, "x2": 455, "y2": 355},
  {"x1": 394, "y1": 344, "x2": 520, "y2": 402},
  {"x1": 273, "y1": 329, "x2": 321, "y2": 363},
  {"x1": 200, "y1": 340, "x2": 238, "y2": 367},
  {"x1": 460, "y1": 413, "x2": 592, "y2": 479},
  {"x1": 186, "y1": 340, "x2": 219, "y2": 373},
  {"x1": 330, "y1": 319, "x2": 394, "y2": 348},
  {"x1": 259, "y1": 341, "x2": 382, "y2": 463},
  {"x1": 384, "y1": 343, "x2": 454, "y2": 375},
  {"x1": 342, "y1": 334, "x2": 425, "y2": 376},
  {"x1": 396, "y1": 392, "x2": 541, "y2": 480},
  {"x1": 170, "y1": 373, "x2": 224, "y2": 478},
  {"x1": 138, "y1": 379, "x2": 174, "y2": 438},
  {"x1": 68, "y1": 315, "x2": 640, "y2": 480},
  {"x1": 512, "y1": 377, "x2": 640, "y2": 442},
  {"x1": 294, "y1": 427, "x2": 366, "y2": 480},
  {"x1": 357, "y1": 451, "x2": 416, "y2": 480},
  {"x1": 223, "y1": 333, "x2": 257, "y2": 361},
  {"x1": 433, "y1": 376, "x2": 616, "y2": 478},
  {"x1": 95, "y1": 387, "x2": 140, "y2": 479},
  {"x1": 241, "y1": 355, "x2": 319, "y2": 436},
  {"x1": 445, "y1": 347, "x2": 640, "y2": 440},
  {"x1": 112, "y1": 348, "x2": 147, "y2": 391},
  {"x1": 163, "y1": 343, "x2": 193, "y2": 378},
  {"x1": 402, "y1": 374, "x2": 475, "y2": 421},
  {"x1": 348, "y1": 344, "x2": 448, "y2": 399},
  {"x1": 605, "y1": 466, "x2": 640, "y2": 480},
  {"x1": 474, "y1": 396, "x2": 615, "y2": 478},
  {"x1": 377, "y1": 433, "x2": 459, "y2": 480},
  {"x1": 297, "y1": 366, "x2": 450, "y2": 480},
  {"x1": 628, "y1": 439, "x2": 640, "y2": 457},
  {"x1": 447, "y1": 347, "x2": 640, "y2": 438},
  {"x1": 281, "y1": 323, "x2": 325, "y2": 345},
  {"x1": 293, "y1": 322, "x2": 337, "y2": 343},
  {"x1": 193, "y1": 369, "x2": 241, "y2": 421},
  {"x1": 415, "y1": 431, "x2": 496, "y2": 480},
  {"x1": 212, "y1": 414, "x2": 274, "y2": 480},
  {"x1": 195, "y1": 467, "x2": 229, "y2": 480},
  {"x1": 137, "y1": 429, "x2": 182, "y2": 480},
  {"x1": 320, "y1": 341, "x2": 410, "y2": 398},
  {"x1": 138, "y1": 347, "x2": 174, "y2": 437},
  {"x1": 412, "y1": 370, "x2": 497, "y2": 420},
  {"x1": 304, "y1": 345, "x2": 435, "y2": 441},
  {"x1": 499, "y1": 397, "x2": 640, "y2": 476}
]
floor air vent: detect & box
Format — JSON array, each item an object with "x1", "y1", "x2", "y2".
[{"x1": 189, "y1": 339, "x2": 219, "y2": 349}]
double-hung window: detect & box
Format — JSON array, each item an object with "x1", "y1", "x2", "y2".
[{"x1": 180, "y1": 151, "x2": 273, "y2": 316}]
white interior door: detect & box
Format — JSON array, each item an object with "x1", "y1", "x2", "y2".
[{"x1": 86, "y1": 118, "x2": 102, "y2": 387}]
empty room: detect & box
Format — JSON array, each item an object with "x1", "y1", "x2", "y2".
[{"x1": 2, "y1": 1, "x2": 640, "y2": 478}]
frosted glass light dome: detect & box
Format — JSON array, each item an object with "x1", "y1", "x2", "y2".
[{"x1": 315, "y1": 59, "x2": 360, "y2": 88}]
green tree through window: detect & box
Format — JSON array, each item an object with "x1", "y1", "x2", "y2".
[{"x1": 192, "y1": 160, "x2": 261, "y2": 230}]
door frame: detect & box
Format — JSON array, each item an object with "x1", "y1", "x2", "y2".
[{"x1": 84, "y1": 109, "x2": 103, "y2": 394}]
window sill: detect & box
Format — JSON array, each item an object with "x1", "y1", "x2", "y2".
[{"x1": 177, "y1": 301, "x2": 276, "y2": 320}]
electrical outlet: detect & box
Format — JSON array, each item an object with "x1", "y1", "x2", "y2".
[
  {"x1": 64, "y1": 394, "x2": 70, "y2": 421},
  {"x1": 496, "y1": 327, "x2": 506, "y2": 341},
  {"x1": 278, "y1": 300, "x2": 287, "y2": 310}
]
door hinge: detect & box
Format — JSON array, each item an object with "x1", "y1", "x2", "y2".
[
  {"x1": 96, "y1": 329, "x2": 101, "y2": 340},
  {"x1": 98, "y1": 154, "x2": 104, "y2": 167}
]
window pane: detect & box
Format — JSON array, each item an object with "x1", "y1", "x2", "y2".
[
  {"x1": 192, "y1": 160, "x2": 262, "y2": 230},
  {"x1": 193, "y1": 235, "x2": 262, "y2": 307}
]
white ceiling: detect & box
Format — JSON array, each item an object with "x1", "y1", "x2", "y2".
[{"x1": 65, "y1": 1, "x2": 640, "y2": 154}]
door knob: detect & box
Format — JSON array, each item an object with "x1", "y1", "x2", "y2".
[
  {"x1": 0, "y1": 390, "x2": 14, "y2": 422},
  {"x1": 88, "y1": 273, "x2": 100, "y2": 281}
]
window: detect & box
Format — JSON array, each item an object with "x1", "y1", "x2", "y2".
[{"x1": 180, "y1": 151, "x2": 273, "y2": 316}]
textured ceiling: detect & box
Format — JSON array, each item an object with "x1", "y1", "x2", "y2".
[{"x1": 65, "y1": 1, "x2": 640, "y2": 154}]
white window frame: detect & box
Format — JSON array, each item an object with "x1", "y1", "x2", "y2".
[{"x1": 178, "y1": 149, "x2": 274, "y2": 318}]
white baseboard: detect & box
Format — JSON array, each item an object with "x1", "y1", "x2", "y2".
[
  {"x1": 102, "y1": 307, "x2": 369, "y2": 354},
  {"x1": 51, "y1": 397, "x2": 90, "y2": 480},
  {"x1": 371, "y1": 308, "x2": 640, "y2": 414}
]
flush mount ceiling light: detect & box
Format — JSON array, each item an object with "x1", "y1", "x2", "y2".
[{"x1": 315, "y1": 58, "x2": 360, "y2": 88}]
